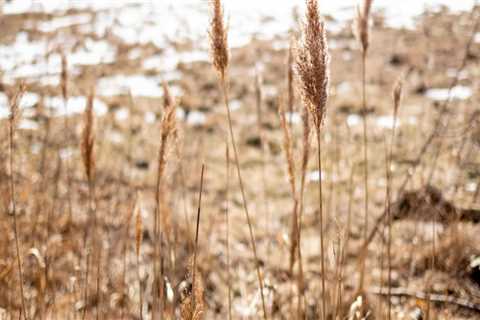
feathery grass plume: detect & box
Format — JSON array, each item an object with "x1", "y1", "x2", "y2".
[
  {"x1": 296, "y1": 0, "x2": 330, "y2": 129},
  {"x1": 8, "y1": 83, "x2": 28, "y2": 320},
  {"x1": 209, "y1": 0, "x2": 229, "y2": 77},
  {"x1": 393, "y1": 78, "x2": 403, "y2": 120},
  {"x1": 278, "y1": 98, "x2": 299, "y2": 274},
  {"x1": 354, "y1": 0, "x2": 373, "y2": 54},
  {"x1": 296, "y1": 1, "x2": 330, "y2": 319},
  {"x1": 81, "y1": 87, "x2": 96, "y2": 184},
  {"x1": 180, "y1": 258, "x2": 205, "y2": 320},
  {"x1": 153, "y1": 83, "x2": 177, "y2": 318},
  {"x1": 209, "y1": 1, "x2": 267, "y2": 318},
  {"x1": 354, "y1": 0, "x2": 374, "y2": 293}
]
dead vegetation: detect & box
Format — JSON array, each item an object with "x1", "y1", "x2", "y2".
[{"x1": 0, "y1": 0, "x2": 480, "y2": 319}]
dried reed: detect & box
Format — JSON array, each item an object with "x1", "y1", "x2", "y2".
[
  {"x1": 81, "y1": 88, "x2": 96, "y2": 187},
  {"x1": 153, "y1": 83, "x2": 176, "y2": 318},
  {"x1": 296, "y1": 104, "x2": 311, "y2": 318},
  {"x1": 80, "y1": 86, "x2": 99, "y2": 320},
  {"x1": 209, "y1": 1, "x2": 267, "y2": 318},
  {"x1": 134, "y1": 196, "x2": 143, "y2": 320},
  {"x1": 8, "y1": 83, "x2": 28, "y2": 320},
  {"x1": 354, "y1": 0, "x2": 374, "y2": 293},
  {"x1": 60, "y1": 52, "x2": 73, "y2": 228},
  {"x1": 192, "y1": 164, "x2": 205, "y2": 310},
  {"x1": 386, "y1": 77, "x2": 402, "y2": 320},
  {"x1": 296, "y1": 1, "x2": 330, "y2": 318},
  {"x1": 225, "y1": 144, "x2": 232, "y2": 320},
  {"x1": 278, "y1": 98, "x2": 299, "y2": 274}
]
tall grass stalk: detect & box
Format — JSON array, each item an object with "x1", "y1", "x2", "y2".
[
  {"x1": 278, "y1": 99, "x2": 299, "y2": 274},
  {"x1": 80, "y1": 87, "x2": 98, "y2": 319},
  {"x1": 60, "y1": 53, "x2": 74, "y2": 228},
  {"x1": 386, "y1": 78, "x2": 403, "y2": 320},
  {"x1": 153, "y1": 84, "x2": 176, "y2": 318},
  {"x1": 255, "y1": 70, "x2": 271, "y2": 245},
  {"x1": 134, "y1": 195, "x2": 143, "y2": 320},
  {"x1": 8, "y1": 83, "x2": 28, "y2": 320},
  {"x1": 354, "y1": 0, "x2": 373, "y2": 292},
  {"x1": 192, "y1": 164, "x2": 205, "y2": 309},
  {"x1": 209, "y1": 1, "x2": 267, "y2": 318},
  {"x1": 296, "y1": 106, "x2": 310, "y2": 318},
  {"x1": 225, "y1": 145, "x2": 232, "y2": 320},
  {"x1": 296, "y1": 1, "x2": 330, "y2": 318}
]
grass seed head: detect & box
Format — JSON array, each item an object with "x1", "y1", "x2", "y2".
[
  {"x1": 81, "y1": 87, "x2": 96, "y2": 183},
  {"x1": 296, "y1": 0, "x2": 330, "y2": 129},
  {"x1": 354, "y1": 0, "x2": 374, "y2": 53},
  {"x1": 209, "y1": 0, "x2": 229, "y2": 77},
  {"x1": 393, "y1": 77, "x2": 403, "y2": 116}
]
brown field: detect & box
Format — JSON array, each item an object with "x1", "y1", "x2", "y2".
[{"x1": 1, "y1": 1, "x2": 480, "y2": 319}]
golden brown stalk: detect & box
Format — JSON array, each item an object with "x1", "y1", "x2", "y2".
[
  {"x1": 385, "y1": 78, "x2": 402, "y2": 320},
  {"x1": 81, "y1": 87, "x2": 99, "y2": 320},
  {"x1": 295, "y1": 1, "x2": 330, "y2": 318},
  {"x1": 8, "y1": 83, "x2": 28, "y2": 320},
  {"x1": 225, "y1": 144, "x2": 232, "y2": 320},
  {"x1": 61, "y1": 53, "x2": 68, "y2": 101},
  {"x1": 354, "y1": 0, "x2": 374, "y2": 292},
  {"x1": 192, "y1": 164, "x2": 205, "y2": 310},
  {"x1": 81, "y1": 88, "x2": 96, "y2": 185},
  {"x1": 209, "y1": 1, "x2": 267, "y2": 318},
  {"x1": 287, "y1": 39, "x2": 295, "y2": 117},
  {"x1": 278, "y1": 99, "x2": 299, "y2": 274},
  {"x1": 296, "y1": 105, "x2": 311, "y2": 318},
  {"x1": 135, "y1": 199, "x2": 143, "y2": 265},
  {"x1": 153, "y1": 84, "x2": 176, "y2": 318},
  {"x1": 60, "y1": 52, "x2": 73, "y2": 228},
  {"x1": 134, "y1": 196, "x2": 143, "y2": 320}
]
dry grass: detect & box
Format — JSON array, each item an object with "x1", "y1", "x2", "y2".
[{"x1": 0, "y1": 1, "x2": 480, "y2": 319}]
